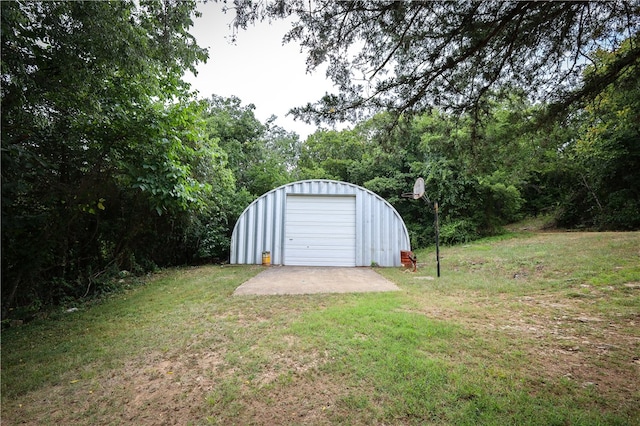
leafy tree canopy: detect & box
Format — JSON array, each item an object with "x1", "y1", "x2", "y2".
[
  {"x1": 203, "y1": 95, "x2": 301, "y2": 196},
  {"x1": 226, "y1": 1, "x2": 639, "y2": 125},
  {"x1": 1, "y1": 0, "x2": 212, "y2": 310}
]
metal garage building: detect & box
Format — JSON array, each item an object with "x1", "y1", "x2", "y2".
[{"x1": 230, "y1": 179, "x2": 411, "y2": 267}]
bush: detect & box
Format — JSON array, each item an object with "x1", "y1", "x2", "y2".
[
  {"x1": 598, "y1": 190, "x2": 640, "y2": 230},
  {"x1": 476, "y1": 177, "x2": 524, "y2": 232},
  {"x1": 439, "y1": 219, "x2": 478, "y2": 245},
  {"x1": 407, "y1": 221, "x2": 435, "y2": 249}
]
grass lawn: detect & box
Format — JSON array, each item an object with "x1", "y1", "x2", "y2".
[{"x1": 2, "y1": 230, "x2": 639, "y2": 425}]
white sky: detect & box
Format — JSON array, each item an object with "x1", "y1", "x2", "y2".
[{"x1": 183, "y1": 2, "x2": 340, "y2": 140}]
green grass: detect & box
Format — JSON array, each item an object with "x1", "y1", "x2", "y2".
[{"x1": 2, "y1": 231, "x2": 639, "y2": 425}]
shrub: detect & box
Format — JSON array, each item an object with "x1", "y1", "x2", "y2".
[{"x1": 439, "y1": 219, "x2": 478, "y2": 245}]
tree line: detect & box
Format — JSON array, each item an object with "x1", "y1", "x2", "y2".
[{"x1": 2, "y1": 1, "x2": 638, "y2": 318}]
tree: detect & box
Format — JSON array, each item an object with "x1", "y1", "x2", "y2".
[
  {"x1": 1, "y1": 1, "x2": 212, "y2": 311},
  {"x1": 227, "y1": 1, "x2": 639, "y2": 125},
  {"x1": 203, "y1": 95, "x2": 301, "y2": 197},
  {"x1": 558, "y1": 37, "x2": 640, "y2": 229},
  {"x1": 410, "y1": 107, "x2": 525, "y2": 241},
  {"x1": 297, "y1": 129, "x2": 365, "y2": 181}
]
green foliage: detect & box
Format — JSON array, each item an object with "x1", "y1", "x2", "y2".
[
  {"x1": 231, "y1": 1, "x2": 639, "y2": 126},
  {"x1": 2, "y1": 0, "x2": 637, "y2": 320},
  {"x1": 203, "y1": 95, "x2": 301, "y2": 197},
  {"x1": 294, "y1": 104, "x2": 536, "y2": 248},
  {"x1": 439, "y1": 219, "x2": 479, "y2": 246},
  {"x1": 410, "y1": 108, "x2": 526, "y2": 241},
  {"x1": 1, "y1": 0, "x2": 217, "y2": 312},
  {"x1": 557, "y1": 38, "x2": 640, "y2": 230},
  {"x1": 224, "y1": 1, "x2": 639, "y2": 240},
  {"x1": 476, "y1": 174, "x2": 524, "y2": 231},
  {"x1": 192, "y1": 189, "x2": 253, "y2": 261},
  {"x1": 298, "y1": 129, "x2": 364, "y2": 181}
]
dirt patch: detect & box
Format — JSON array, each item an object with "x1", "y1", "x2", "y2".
[
  {"x1": 120, "y1": 351, "x2": 225, "y2": 425},
  {"x1": 238, "y1": 376, "x2": 345, "y2": 425},
  {"x1": 3, "y1": 349, "x2": 226, "y2": 426}
]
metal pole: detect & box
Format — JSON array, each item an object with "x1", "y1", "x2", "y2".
[
  {"x1": 419, "y1": 192, "x2": 441, "y2": 277},
  {"x1": 435, "y1": 201, "x2": 440, "y2": 277}
]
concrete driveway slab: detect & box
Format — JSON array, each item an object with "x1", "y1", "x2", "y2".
[{"x1": 233, "y1": 266, "x2": 400, "y2": 296}]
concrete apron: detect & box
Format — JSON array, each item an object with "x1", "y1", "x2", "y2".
[{"x1": 233, "y1": 266, "x2": 400, "y2": 296}]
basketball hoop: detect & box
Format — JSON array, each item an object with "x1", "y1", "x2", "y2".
[
  {"x1": 401, "y1": 177, "x2": 429, "y2": 202},
  {"x1": 413, "y1": 177, "x2": 425, "y2": 200},
  {"x1": 403, "y1": 177, "x2": 441, "y2": 277}
]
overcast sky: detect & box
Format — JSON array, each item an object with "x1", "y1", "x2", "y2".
[{"x1": 183, "y1": 2, "x2": 339, "y2": 140}]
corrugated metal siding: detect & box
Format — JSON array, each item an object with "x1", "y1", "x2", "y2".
[{"x1": 230, "y1": 179, "x2": 411, "y2": 267}]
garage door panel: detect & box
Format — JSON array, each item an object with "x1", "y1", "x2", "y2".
[
  {"x1": 286, "y1": 223, "x2": 354, "y2": 229},
  {"x1": 285, "y1": 249, "x2": 355, "y2": 267},
  {"x1": 287, "y1": 211, "x2": 355, "y2": 218},
  {"x1": 287, "y1": 239, "x2": 354, "y2": 248},
  {"x1": 284, "y1": 195, "x2": 356, "y2": 266},
  {"x1": 287, "y1": 226, "x2": 355, "y2": 234},
  {"x1": 285, "y1": 247, "x2": 354, "y2": 256}
]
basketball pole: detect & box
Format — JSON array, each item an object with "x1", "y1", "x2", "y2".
[
  {"x1": 421, "y1": 194, "x2": 440, "y2": 278},
  {"x1": 404, "y1": 177, "x2": 441, "y2": 278},
  {"x1": 435, "y1": 202, "x2": 440, "y2": 277}
]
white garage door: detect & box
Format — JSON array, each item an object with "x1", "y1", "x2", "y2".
[{"x1": 284, "y1": 195, "x2": 356, "y2": 266}]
